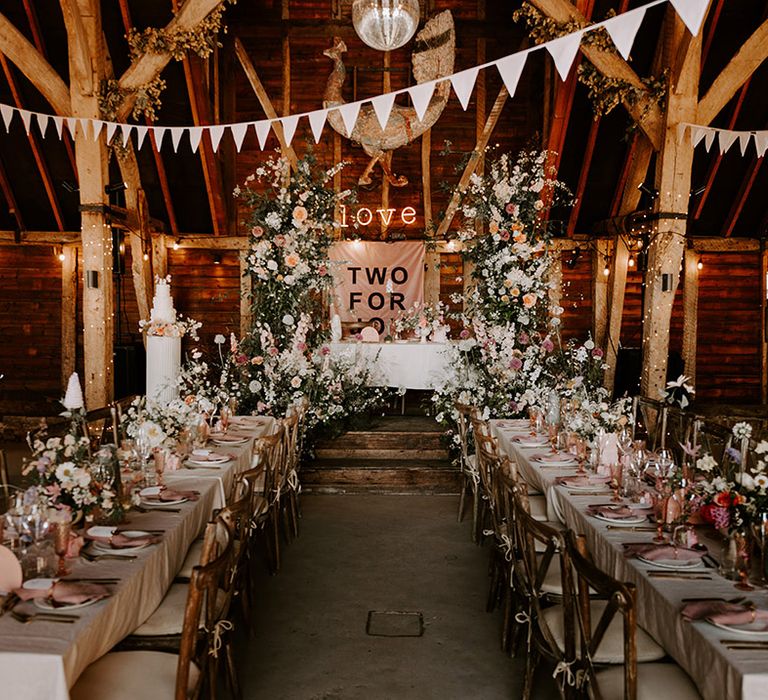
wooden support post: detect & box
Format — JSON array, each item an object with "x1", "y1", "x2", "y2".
[
  {"x1": 593, "y1": 239, "x2": 610, "y2": 346},
  {"x1": 424, "y1": 251, "x2": 440, "y2": 306},
  {"x1": 239, "y1": 250, "x2": 252, "y2": 338},
  {"x1": 421, "y1": 129, "x2": 432, "y2": 231},
  {"x1": 152, "y1": 233, "x2": 168, "y2": 279},
  {"x1": 61, "y1": 244, "x2": 77, "y2": 384},
  {"x1": 641, "y1": 14, "x2": 701, "y2": 399},
  {"x1": 381, "y1": 51, "x2": 390, "y2": 240},
  {"x1": 681, "y1": 246, "x2": 699, "y2": 383},
  {"x1": 762, "y1": 246, "x2": 768, "y2": 404}
]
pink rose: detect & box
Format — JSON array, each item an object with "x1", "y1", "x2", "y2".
[
  {"x1": 236, "y1": 353, "x2": 248, "y2": 365},
  {"x1": 510, "y1": 357, "x2": 523, "y2": 371},
  {"x1": 499, "y1": 230, "x2": 510, "y2": 241},
  {"x1": 274, "y1": 234, "x2": 286, "y2": 247},
  {"x1": 297, "y1": 342, "x2": 307, "y2": 351},
  {"x1": 592, "y1": 348, "x2": 604, "y2": 359},
  {"x1": 318, "y1": 264, "x2": 328, "y2": 276},
  {"x1": 252, "y1": 226, "x2": 264, "y2": 237},
  {"x1": 505, "y1": 203, "x2": 517, "y2": 215},
  {"x1": 459, "y1": 329, "x2": 470, "y2": 339},
  {"x1": 268, "y1": 347, "x2": 279, "y2": 356},
  {"x1": 355, "y1": 333, "x2": 363, "y2": 341},
  {"x1": 541, "y1": 338, "x2": 554, "y2": 353},
  {"x1": 518, "y1": 331, "x2": 530, "y2": 345},
  {"x1": 320, "y1": 346, "x2": 331, "y2": 355}
]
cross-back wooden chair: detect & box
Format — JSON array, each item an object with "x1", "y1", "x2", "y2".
[
  {"x1": 633, "y1": 397, "x2": 664, "y2": 451},
  {"x1": 455, "y1": 402, "x2": 481, "y2": 542},
  {"x1": 280, "y1": 411, "x2": 301, "y2": 541},
  {"x1": 561, "y1": 531, "x2": 699, "y2": 700},
  {"x1": 696, "y1": 419, "x2": 733, "y2": 467},
  {"x1": 75, "y1": 512, "x2": 237, "y2": 700}
]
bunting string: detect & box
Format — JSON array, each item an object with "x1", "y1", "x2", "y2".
[
  {"x1": 0, "y1": 0, "x2": 708, "y2": 155},
  {"x1": 682, "y1": 123, "x2": 768, "y2": 158}
]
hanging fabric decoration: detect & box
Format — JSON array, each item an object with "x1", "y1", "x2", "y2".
[
  {"x1": 188, "y1": 126, "x2": 203, "y2": 153},
  {"x1": 496, "y1": 53, "x2": 527, "y2": 97},
  {"x1": 703, "y1": 130, "x2": 716, "y2": 152},
  {"x1": 371, "y1": 93, "x2": 396, "y2": 130},
  {"x1": 18, "y1": 110, "x2": 32, "y2": 135},
  {"x1": 739, "y1": 132, "x2": 751, "y2": 156},
  {"x1": 669, "y1": 0, "x2": 710, "y2": 36},
  {"x1": 105, "y1": 122, "x2": 118, "y2": 144},
  {"x1": 120, "y1": 124, "x2": 134, "y2": 147},
  {"x1": 35, "y1": 113, "x2": 49, "y2": 138},
  {"x1": 308, "y1": 110, "x2": 327, "y2": 143},
  {"x1": 718, "y1": 130, "x2": 737, "y2": 154},
  {"x1": 450, "y1": 68, "x2": 479, "y2": 110},
  {"x1": 755, "y1": 132, "x2": 768, "y2": 159},
  {"x1": 280, "y1": 115, "x2": 300, "y2": 147},
  {"x1": 52, "y1": 116, "x2": 64, "y2": 139},
  {"x1": 408, "y1": 81, "x2": 435, "y2": 121},
  {"x1": 170, "y1": 127, "x2": 185, "y2": 152},
  {"x1": 153, "y1": 126, "x2": 168, "y2": 150},
  {"x1": 604, "y1": 7, "x2": 647, "y2": 60},
  {"x1": 230, "y1": 122, "x2": 248, "y2": 152},
  {"x1": 208, "y1": 124, "x2": 225, "y2": 152},
  {"x1": 547, "y1": 32, "x2": 583, "y2": 81},
  {"x1": 337, "y1": 101, "x2": 362, "y2": 138},
  {"x1": 91, "y1": 120, "x2": 104, "y2": 141},
  {"x1": 254, "y1": 120, "x2": 272, "y2": 150},
  {"x1": 0, "y1": 104, "x2": 13, "y2": 132},
  {"x1": 135, "y1": 125, "x2": 149, "y2": 150}
]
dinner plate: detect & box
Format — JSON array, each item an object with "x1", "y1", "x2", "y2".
[
  {"x1": 91, "y1": 530, "x2": 153, "y2": 554},
  {"x1": 707, "y1": 618, "x2": 768, "y2": 637},
  {"x1": 187, "y1": 453, "x2": 230, "y2": 467},
  {"x1": 533, "y1": 457, "x2": 577, "y2": 467},
  {"x1": 140, "y1": 497, "x2": 187, "y2": 507},
  {"x1": 34, "y1": 595, "x2": 102, "y2": 611},
  {"x1": 637, "y1": 555, "x2": 705, "y2": 570},
  {"x1": 515, "y1": 440, "x2": 549, "y2": 448},
  {"x1": 560, "y1": 479, "x2": 610, "y2": 491},
  {"x1": 211, "y1": 436, "x2": 249, "y2": 446},
  {"x1": 23, "y1": 577, "x2": 57, "y2": 590},
  {"x1": 592, "y1": 513, "x2": 649, "y2": 526}
]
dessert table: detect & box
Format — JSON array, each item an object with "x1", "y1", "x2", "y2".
[
  {"x1": 490, "y1": 419, "x2": 768, "y2": 700},
  {"x1": 329, "y1": 340, "x2": 451, "y2": 390},
  {"x1": 0, "y1": 416, "x2": 275, "y2": 700}
]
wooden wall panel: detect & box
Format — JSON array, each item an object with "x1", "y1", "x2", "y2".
[{"x1": 560, "y1": 250, "x2": 593, "y2": 342}]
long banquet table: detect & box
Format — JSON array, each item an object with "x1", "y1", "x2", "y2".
[
  {"x1": 491, "y1": 419, "x2": 768, "y2": 700},
  {"x1": 0, "y1": 416, "x2": 275, "y2": 700}
]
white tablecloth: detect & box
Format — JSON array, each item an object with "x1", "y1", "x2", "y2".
[
  {"x1": 490, "y1": 419, "x2": 768, "y2": 700},
  {"x1": 0, "y1": 416, "x2": 275, "y2": 700},
  {"x1": 329, "y1": 340, "x2": 451, "y2": 390}
]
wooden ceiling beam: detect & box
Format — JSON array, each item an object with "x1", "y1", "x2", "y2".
[
  {"x1": 529, "y1": 0, "x2": 663, "y2": 150},
  {"x1": 0, "y1": 54, "x2": 66, "y2": 231},
  {"x1": 698, "y1": 15, "x2": 768, "y2": 125},
  {"x1": 0, "y1": 11, "x2": 70, "y2": 115},
  {"x1": 566, "y1": 116, "x2": 599, "y2": 237},
  {"x1": 0, "y1": 155, "x2": 25, "y2": 232},
  {"x1": 722, "y1": 156, "x2": 762, "y2": 237},
  {"x1": 701, "y1": 0, "x2": 725, "y2": 67}
]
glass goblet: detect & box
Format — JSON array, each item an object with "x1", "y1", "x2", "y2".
[
  {"x1": 609, "y1": 463, "x2": 624, "y2": 503},
  {"x1": 50, "y1": 517, "x2": 71, "y2": 577},
  {"x1": 652, "y1": 493, "x2": 669, "y2": 544}
]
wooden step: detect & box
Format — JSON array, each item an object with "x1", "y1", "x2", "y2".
[
  {"x1": 313, "y1": 446, "x2": 448, "y2": 460},
  {"x1": 301, "y1": 463, "x2": 460, "y2": 494},
  {"x1": 314, "y1": 430, "x2": 445, "y2": 452}
]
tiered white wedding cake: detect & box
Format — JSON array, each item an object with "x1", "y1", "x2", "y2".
[{"x1": 145, "y1": 277, "x2": 181, "y2": 405}]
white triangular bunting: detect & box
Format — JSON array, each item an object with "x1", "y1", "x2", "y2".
[
  {"x1": 496, "y1": 53, "x2": 527, "y2": 97},
  {"x1": 604, "y1": 7, "x2": 647, "y2": 60},
  {"x1": 308, "y1": 110, "x2": 327, "y2": 143},
  {"x1": 231, "y1": 123, "x2": 249, "y2": 152},
  {"x1": 546, "y1": 32, "x2": 583, "y2": 81},
  {"x1": 0, "y1": 104, "x2": 13, "y2": 132},
  {"x1": 739, "y1": 132, "x2": 751, "y2": 155},
  {"x1": 755, "y1": 132, "x2": 768, "y2": 158},
  {"x1": 91, "y1": 120, "x2": 104, "y2": 140},
  {"x1": 170, "y1": 127, "x2": 184, "y2": 152},
  {"x1": 152, "y1": 126, "x2": 167, "y2": 150},
  {"x1": 409, "y1": 81, "x2": 436, "y2": 121},
  {"x1": 254, "y1": 121, "x2": 271, "y2": 150},
  {"x1": 371, "y1": 93, "x2": 396, "y2": 130},
  {"x1": 669, "y1": 0, "x2": 710, "y2": 36},
  {"x1": 35, "y1": 113, "x2": 49, "y2": 138},
  {"x1": 120, "y1": 124, "x2": 133, "y2": 146},
  {"x1": 209, "y1": 125, "x2": 226, "y2": 152},
  {"x1": 66, "y1": 117, "x2": 78, "y2": 137},
  {"x1": 691, "y1": 126, "x2": 706, "y2": 148},
  {"x1": 52, "y1": 116, "x2": 64, "y2": 139},
  {"x1": 135, "y1": 125, "x2": 149, "y2": 150},
  {"x1": 188, "y1": 126, "x2": 203, "y2": 153},
  {"x1": 19, "y1": 110, "x2": 32, "y2": 134},
  {"x1": 79, "y1": 118, "x2": 91, "y2": 139},
  {"x1": 704, "y1": 129, "x2": 716, "y2": 152},
  {"x1": 106, "y1": 122, "x2": 118, "y2": 144},
  {"x1": 337, "y1": 102, "x2": 361, "y2": 138},
  {"x1": 718, "y1": 130, "x2": 737, "y2": 153},
  {"x1": 451, "y1": 68, "x2": 479, "y2": 111},
  {"x1": 280, "y1": 115, "x2": 299, "y2": 147}
]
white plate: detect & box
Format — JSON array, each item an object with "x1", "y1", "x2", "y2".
[
  {"x1": 23, "y1": 577, "x2": 57, "y2": 590},
  {"x1": 139, "y1": 486, "x2": 162, "y2": 498},
  {"x1": 560, "y1": 480, "x2": 610, "y2": 491},
  {"x1": 707, "y1": 618, "x2": 768, "y2": 637},
  {"x1": 592, "y1": 513, "x2": 649, "y2": 526},
  {"x1": 141, "y1": 497, "x2": 187, "y2": 507},
  {"x1": 211, "y1": 437, "x2": 248, "y2": 446},
  {"x1": 515, "y1": 440, "x2": 549, "y2": 448},
  {"x1": 534, "y1": 457, "x2": 578, "y2": 467},
  {"x1": 637, "y1": 555, "x2": 705, "y2": 570},
  {"x1": 35, "y1": 596, "x2": 102, "y2": 611},
  {"x1": 91, "y1": 530, "x2": 153, "y2": 554}
]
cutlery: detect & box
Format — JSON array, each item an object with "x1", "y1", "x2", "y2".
[
  {"x1": 682, "y1": 596, "x2": 746, "y2": 604},
  {"x1": 648, "y1": 573, "x2": 712, "y2": 581},
  {"x1": 720, "y1": 639, "x2": 768, "y2": 646},
  {"x1": 133, "y1": 506, "x2": 181, "y2": 514},
  {"x1": 61, "y1": 578, "x2": 120, "y2": 583},
  {"x1": 702, "y1": 554, "x2": 719, "y2": 569},
  {"x1": 567, "y1": 491, "x2": 610, "y2": 496},
  {"x1": 80, "y1": 551, "x2": 137, "y2": 562},
  {"x1": 10, "y1": 610, "x2": 78, "y2": 624},
  {"x1": 606, "y1": 525, "x2": 657, "y2": 531}
]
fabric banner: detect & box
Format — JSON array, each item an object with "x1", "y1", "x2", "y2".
[{"x1": 329, "y1": 241, "x2": 424, "y2": 333}]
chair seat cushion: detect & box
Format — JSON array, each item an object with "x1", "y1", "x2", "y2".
[
  {"x1": 541, "y1": 601, "x2": 665, "y2": 664},
  {"x1": 514, "y1": 555, "x2": 563, "y2": 596},
  {"x1": 131, "y1": 585, "x2": 226, "y2": 637},
  {"x1": 594, "y1": 662, "x2": 701, "y2": 699},
  {"x1": 71, "y1": 651, "x2": 199, "y2": 700},
  {"x1": 176, "y1": 538, "x2": 204, "y2": 580},
  {"x1": 528, "y1": 494, "x2": 548, "y2": 522}
]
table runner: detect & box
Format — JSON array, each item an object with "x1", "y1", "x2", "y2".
[
  {"x1": 491, "y1": 419, "x2": 768, "y2": 700},
  {"x1": 0, "y1": 416, "x2": 274, "y2": 700}
]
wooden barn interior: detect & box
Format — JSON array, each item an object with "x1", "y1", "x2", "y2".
[{"x1": 0, "y1": 1, "x2": 767, "y2": 698}]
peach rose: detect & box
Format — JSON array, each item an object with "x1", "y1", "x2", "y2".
[
  {"x1": 285, "y1": 253, "x2": 300, "y2": 268},
  {"x1": 292, "y1": 206, "x2": 308, "y2": 223},
  {"x1": 522, "y1": 293, "x2": 537, "y2": 308}
]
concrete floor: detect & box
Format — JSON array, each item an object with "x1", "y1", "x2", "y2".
[{"x1": 238, "y1": 495, "x2": 560, "y2": 700}]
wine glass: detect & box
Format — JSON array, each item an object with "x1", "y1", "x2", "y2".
[
  {"x1": 547, "y1": 423, "x2": 558, "y2": 454},
  {"x1": 575, "y1": 438, "x2": 588, "y2": 475},
  {"x1": 652, "y1": 492, "x2": 669, "y2": 544},
  {"x1": 617, "y1": 427, "x2": 633, "y2": 456},
  {"x1": 734, "y1": 531, "x2": 755, "y2": 591},
  {"x1": 609, "y1": 462, "x2": 624, "y2": 503}
]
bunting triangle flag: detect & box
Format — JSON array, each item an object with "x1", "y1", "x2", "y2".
[
  {"x1": 188, "y1": 126, "x2": 203, "y2": 153},
  {"x1": 91, "y1": 120, "x2": 104, "y2": 140},
  {"x1": 254, "y1": 121, "x2": 271, "y2": 150},
  {"x1": 669, "y1": 0, "x2": 710, "y2": 36},
  {"x1": 209, "y1": 125, "x2": 226, "y2": 152},
  {"x1": 755, "y1": 132, "x2": 768, "y2": 158},
  {"x1": 308, "y1": 110, "x2": 327, "y2": 143},
  {"x1": 19, "y1": 110, "x2": 32, "y2": 134},
  {"x1": 371, "y1": 93, "x2": 396, "y2": 130},
  {"x1": 65, "y1": 117, "x2": 78, "y2": 137},
  {"x1": 135, "y1": 125, "x2": 149, "y2": 150},
  {"x1": 337, "y1": 101, "x2": 361, "y2": 138},
  {"x1": 496, "y1": 53, "x2": 527, "y2": 97},
  {"x1": 739, "y1": 132, "x2": 752, "y2": 156},
  {"x1": 546, "y1": 32, "x2": 583, "y2": 81},
  {"x1": 153, "y1": 126, "x2": 167, "y2": 150},
  {"x1": 170, "y1": 127, "x2": 185, "y2": 152},
  {"x1": 231, "y1": 122, "x2": 249, "y2": 152},
  {"x1": 52, "y1": 116, "x2": 64, "y2": 139},
  {"x1": 718, "y1": 130, "x2": 737, "y2": 153},
  {"x1": 704, "y1": 129, "x2": 716, "y2": 152},
  {"x1": 0, "y1": 104, "x2": 13, "y2": 132},
  {"x1": 280, "y1": 115, "x2": 300, "y2": 147},
  {"x1": 409, "y1": 81, "x2": 435, "y2": 121},
  {"x1": 120, "y1": 124, "x2": 133, "y2": 147},
  {"x1": 79, "y1": 118, "x2": 91, "y2": 139},
  {"x1": 451, "y1": 68, "x2": 479, "y2": 111},
  {"x1": 106, "y1": 122, "x2": 118, "y2": 144},
  {"x1": 35, "y1": 113, "x2": 49, "y2": 138},
  {"x1": 691, "y1": 126, "x2": 706, "y2": 148},
  {"x1": 604, "y1": 7, "x2": 647, "y2": 60}
]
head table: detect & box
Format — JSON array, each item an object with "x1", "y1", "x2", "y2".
[
  {"x1": 0, "y1": 416, "x2": 275, "y2": 700},
  {"x1": 490, "y1": 419, "x2": 768, "y2": 700}
]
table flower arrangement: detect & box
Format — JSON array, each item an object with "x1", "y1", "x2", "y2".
[{"x1": 122, "y1": 395, "x2": 198, "y2": 448}]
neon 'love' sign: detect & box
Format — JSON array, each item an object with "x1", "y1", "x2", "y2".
[{"x1": 337, "y1": 204, "x2": 417, "y2": 228}]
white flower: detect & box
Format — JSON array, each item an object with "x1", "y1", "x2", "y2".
[
  {"x1": 214, "y1": 334, "x2": 226, "y2": 345},
  {"x1": 282, "y1": 314, "x2": 295, "y2": 326},
  {"x1": 696, "y1": 454, "x2": 717, "y2": 473},
  {"x1": 756, "y1": 474, "x2": 768, "y2": 490},
  {"x1": 267, "y1": 260, "x2": 278, "y2": 271},
  {"x1": 736, "y1": 472, "x2": 756, "y2": 491},
  {"x1": 248, "y1": 380, "x2": 261, "y2": 393},
  {"x1": 265, "y1": 212, "x2": 282, "y2": 229},
  {"x1": 756, "y1": 440, "x2": 768, "y2": 455},
  {"x1": 140, "y1": 420, "x2": 167, "y2": 448},
  {"x1": 290, "y1": 376, "x2": 302, "y2": 388},
  {"x1": 584, "y1": 339, "x2": 594, "y2": 350},
  {"x1": 55, "y1": 462, "x2": 77, "y2": 487},
  {"x1": 732, "y1": 422, "x2": 753, "y2": 440}
]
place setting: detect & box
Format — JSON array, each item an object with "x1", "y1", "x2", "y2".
[
  {"x1": 138, "y1": 486, "x2": 199, "y2": 510},
  {"x1": 184, "y1": 448, "x2": 234, "y2": 469}
]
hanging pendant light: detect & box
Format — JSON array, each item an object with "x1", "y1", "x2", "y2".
[{"x1": 352, "y1": 0, "x2": 420, "y2": 52}]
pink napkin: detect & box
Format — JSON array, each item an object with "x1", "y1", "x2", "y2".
[
  {"x1": 531, "y1": 452, "x2": 574, "y2": 463},
  {"x1": 145, "y1": 488, "x2": 199, "y2": 502},
  {"x1": 556, "y1": 475, "x2": 609, "y2": 487},
  {"x1": 87, "y1": 532, "x2": 162, "y2": 549},
  {"x1": 14, "y1": 581, "x2": 111, "y2": 605},
  {"x1": 681, "y1": 600, "x2": 768, "y2": 625},
  {"x1": 624, "y1": 543, "x2": 704, "y2": 561},
  {"x1": 588, "y1": 505, "x2": 637, "y2": 520}
]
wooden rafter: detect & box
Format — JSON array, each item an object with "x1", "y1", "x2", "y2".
[
  {"x1": 566, "y1": 117, "x2": 599, "y2": 237},
  {"x1": 722, "y1": 156, "x2": 763, "y2": 237},
  {"x1": 698, "y1": 15, "x2": 768, "y2": 125},
  {"x1": 529, "y1": 0, "x2": 663, "y2": 150},
  {"x1": 701, "y1": 0, "x2": 725, "y2": 67},
  {"x1": 0, "y1": 154, "x2": 24, "y2": 231},
  {"x1": 0, "y1": 54, "x2": 65, "y2": 231}
]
